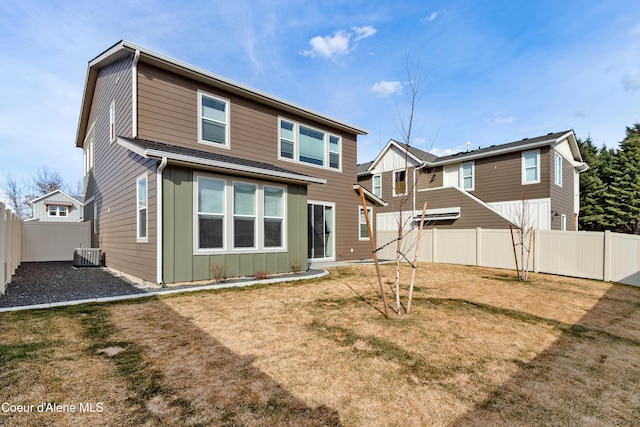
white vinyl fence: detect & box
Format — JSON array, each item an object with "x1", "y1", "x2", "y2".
[
  {"x1": 377, "y1": 228, "x2": 640, "y2": 287},
  {"x1": 22, "y1": 221, "x2": 91, "y2": 262},
  {"x1": 0, "y1": 201, "x2": 23, "y2": 293}
]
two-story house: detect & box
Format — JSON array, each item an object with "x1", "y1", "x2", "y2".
[
  {"x1": 357, "y1": 130, "x2": 588, "y2": 234},
  {"x1": 75, "y1": 40, "x2": 373, "y2": 285},
  {"x1": 27, "y1": 190, "x2": 84, "y2": 222}
]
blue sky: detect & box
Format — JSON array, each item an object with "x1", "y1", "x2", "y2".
[{"x1": 1, "y1": 0, "x2": 639, "y2": 201}]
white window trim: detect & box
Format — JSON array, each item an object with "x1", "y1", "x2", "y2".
[
  {"x1": 193, "y1": 172, "x2": 288, "y2": 255},
  {"x1": 109, "y1": 101, "x2": 116, "y2": 143},
  {"x1": 83, "y1": 122, "x2": 95, "y2": 176},
  {"x1": 232, "y1": 181, "x2": 258, "y2": 251},
  {"x1": 263, "y1": 185, "x2": 287, "y2": 250},
  {"x1": 460, "y1": 161, "x2": 475, "y2": 191},
  {"x1": 194, "y1": 175, "x2": 227, "y2": 253},
  {"x1": 136, "y1": 173, "x2": 148, "y2": 243},
  {"x1": 372, "y1": 174, "x2": 382, "y2": 198},
  {"x1": 393, "y1": 169, "x2": 407, "y2": 197},
  {"x1": 197, "y1": 90, "x2": 230, "y2": 149},
  {"x1": 359, "y1": 206, "x2": 373, "y2": 241},
  {"x1": 47, "y1": 205, "x2": 68, "y2": 217},
  {"x1": 307, "y1": 200, "x2": 336, "y2": 262},
  {"x1": 555, "y1": 152, "x2": 563, "y2": 187},
  {"x1": 522, "y1": 149, "x2": 540, "y2": 185},
  {"x1": 561, "y1": 213, "x2": 567, "y2": 231},
  {"x1": 277, "y1": 117, "x2": 342, "y2": 172}
]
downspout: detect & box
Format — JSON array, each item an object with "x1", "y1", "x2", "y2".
[
  {"x1": 156, "y1": 157, "x2": 168, "y2": 285},
  {"x1": 131, "y1": 49, "x2": 140, "y2": 138}
]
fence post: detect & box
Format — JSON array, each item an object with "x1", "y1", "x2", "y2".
[
  {"x1": 476, "y1": 227, "x2": 482, "y2": 266},
  {"x1": 533, "y1": 228, "x2": 540, "y2": 273},
  {"x1": 603, "y1": 230, "x2": 611, "y2": 282},
  {"x1": 0, "y1": 202, "x2": 5, "y2": 293},
  {"x1": 432, "y1": 228, "x2": 437, "y2": 263}
]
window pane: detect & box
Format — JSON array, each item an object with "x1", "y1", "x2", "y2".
[
  {"x1": 234, "y1": 218, "x2": 255, "y2": 248},
  {"x1": 324, "y1": 206, "x2": 333, "y2": 258},
  {"x1": 234, "y1": 183, "x2": 256, "y2": 215},
  {"x1": 463, "y1": 176, "x2": 473, "y2": 189},
  {"x1": 139, "y1": 209, "x2": 147, "y2": 238},
  {"x1": 329, "y1": 135, "x2": 340, "y2": 152},
  {"x1": 202, "y1": 96, "x2": 226, "y2": 122},
  {"x1": 524, "y1": 152, "x2": 537, "y2": 168},
  {"x1": 202, "y1": 119, "x2": 226, "y2": 144},
  {"x1": 299, "y1": 126, "x2": 325, "y2": 166},
  {"x1": 49, "y1": 206, "x2": 57, "y2": 216},
  {"x1": 280, "y1": 140, "x2": 294, "y2": 159},
  {"x1": 198, "y1": 178, "x2": 224, "y2": 214},
  {"x1": 199, "y1": 216, "x2": 223, "y2": 248},
  {"x1": 462, "y1": 163, "x2": 472, "y2": 178},
  {"x1": 138, "y1": 178, "x2": 147, "y2": 208},
  {"x1": 264, "y1": 218, "x2": 282, "y2": 247},
  {"x1": 280, "y1": 120, "x2": 294, "y2": 140},
  {"x1": 264, "y1": 187, "x2": 283, "y2": 217},
  {"x1": 395, "y1": 171, "x2": 406, "y2": 194},
  {"x1": 360, "y1": 223, "x2": 369, "y2": 239},
  {"x1": 526, "y1": 168, "x2": 538, "y2": 182},
  {"x1": 329, "y1": 152, "x2": 340, "y2": 169},
  {"x1": 373, "y1": 175, "x2": 381, "y2": 196},
  {"x1": 60, "y1": 207, "x2": 67, "y2": 217}
]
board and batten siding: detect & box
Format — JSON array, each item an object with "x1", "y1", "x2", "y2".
[
  {"x1": 136, "y1": 62, "x2": 371, "y2": 261},
  {"x1": 162, "y1": 165, "x2": 308, "y2": 283},
  {"x1": 87, "y1": 55, "x2": 158, "y2": 283}
]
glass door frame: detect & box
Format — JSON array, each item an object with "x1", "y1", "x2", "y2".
[{"x1": 307, "y1": 200, "x2": 336, "y2": 262}]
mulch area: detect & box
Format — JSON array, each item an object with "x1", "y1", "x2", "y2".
[{"x1": 0, "y1": 262, "x2": 147, "y2": 308}]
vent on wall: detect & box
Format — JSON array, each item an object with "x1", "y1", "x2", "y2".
[{"x1": 73, "y1": 248, "x2": 102, "y2": 267}]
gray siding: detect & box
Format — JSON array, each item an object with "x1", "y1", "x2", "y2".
[
  {"x1": 137, "y1": 62, "x2": 370, "y2": 261},
  {"x1": 86, "y1": 55, "x2": 158, "y2": 283},
  {"x1": 31, "y1": 194, "x2": 83, "y2": 222}
]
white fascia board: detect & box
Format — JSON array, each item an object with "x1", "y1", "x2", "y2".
[
  {"x1": 352, "y1": 184, "x2": 388, "y2": 207},
  {"x1": 368, "y1": 139, "x2": 423, "y2": 172},
  {"x1": 424, "y1": 138, "x2": 561, "y2": 168},
  {"x1": 117, "y1": 41, "x2": 367, "y2": 136}
]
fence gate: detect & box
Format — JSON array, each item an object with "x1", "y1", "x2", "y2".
[{"x1": 22, "y1": 222, "x2": 91, "y2": 262}]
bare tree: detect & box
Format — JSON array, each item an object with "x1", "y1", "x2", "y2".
[
  {"x1": 1, "y1": 173, "x2": 28, "y2": 217},
  {"x1": 510, "y1": 195, "x2": 534, "y2": 281},
  {"x1": 31, "y1": 167, "x2": 65, "y2": 196}
]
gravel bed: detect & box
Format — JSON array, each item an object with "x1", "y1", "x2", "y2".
[
  {"x1": 0, "y1": 262, "x2": 325, "y2": 309},
  {"x1": 0, "y1": 262, "x2": 148, "y2": 308}
]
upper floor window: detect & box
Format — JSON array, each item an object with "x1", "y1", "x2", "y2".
[
  {"x1": 83, "y1": 123, "x2": 95, "y2": 176},
  {"x1": 109, "y1": 101, "x2": 116, "y2": 143},
  {"x1": 393, "y1": 170, "x2": 406, "y2": 196},
  {"x1": 372, "y1": 174, "x2": 382, "y2": 197},
  {"x1": 48, "y1": 205, "x2": 68, "y2": 217},
  {"x1": 554, "y1": 153, "x2": 563, "y2": 187},
  {"x1": 461, "y1": 161, "x2": 474, "y2": 190},
  {"x1": 198, "y1": 91, "x2": 230, "y2": 148},
  {"x1": 278, "y1": 118, "x2": 341, "y2": 170},
  {"x1": 522, "y1": 150, "x2": 540, "y2": 184}
]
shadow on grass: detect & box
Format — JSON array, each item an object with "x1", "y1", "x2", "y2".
[
  {"x1": 452, "y1": 283, "x2": 640, "y2": 426},
  {"x1": 90, "y1": 299, "x2": 342, "y2": 426}
]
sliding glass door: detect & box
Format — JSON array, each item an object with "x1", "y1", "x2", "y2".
[{"x1": 307, "y1": 202, "x2": 334, "y2": 261}]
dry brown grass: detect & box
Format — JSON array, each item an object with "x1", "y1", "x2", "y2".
[{"x1": 1, "y1": 263, "x2": 639, "y2": 426}]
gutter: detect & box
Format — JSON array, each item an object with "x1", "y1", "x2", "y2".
[
  {"x1": 156, "y1": 157, "x2": 168, "y2": 285},
  {"x1": 132, "y1": 50, "x2": 140, "y2": 138}
]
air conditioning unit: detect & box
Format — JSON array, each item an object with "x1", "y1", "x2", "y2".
[{"x1": 73, "y1": 248, "x2": 102, "y2": 267}]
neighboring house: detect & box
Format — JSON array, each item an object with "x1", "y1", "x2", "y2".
[
  {"x1": 75, "y1": 40, "x2": 373, "y2": 285},
  {"x1": 358, "y1": 130, "x2": 588, "y2": 233},
  {"x1": 28, "y1": 190, "x2": 84, "y2": 222}
]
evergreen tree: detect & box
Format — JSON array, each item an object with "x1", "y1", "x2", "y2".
[
  {"x1": 578, "y1": 137, "x2": 606, "y2": 230},
  {"x1": 605, "y1": 124, "x2": 640, "y2": 234}
]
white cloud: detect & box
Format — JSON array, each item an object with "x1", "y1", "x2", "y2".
[
  {"x1": 576, "y1": 106, "x2": 591, "y2": 118},
  {"x1": 422, "y1": 11, "x2": 440, "y2": 22},
  {"x1": 371, "y1": 80, "x2": 402, "y2": 97},
  {"x1": 490, "y1": 114, "x2": 516, "y2": 124},
  {"x1": 621, "y1": 67, "x2": 640, "y2": 91},
  {"x1": 302, "y1": 26, "x2": 376, "y2": 60},
  {"x1": 429, "y1": 143, "x2": 469, "y2": 157},
  {"x1": 353, "y1": 25, "x2": 376, "y2": 40}
]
